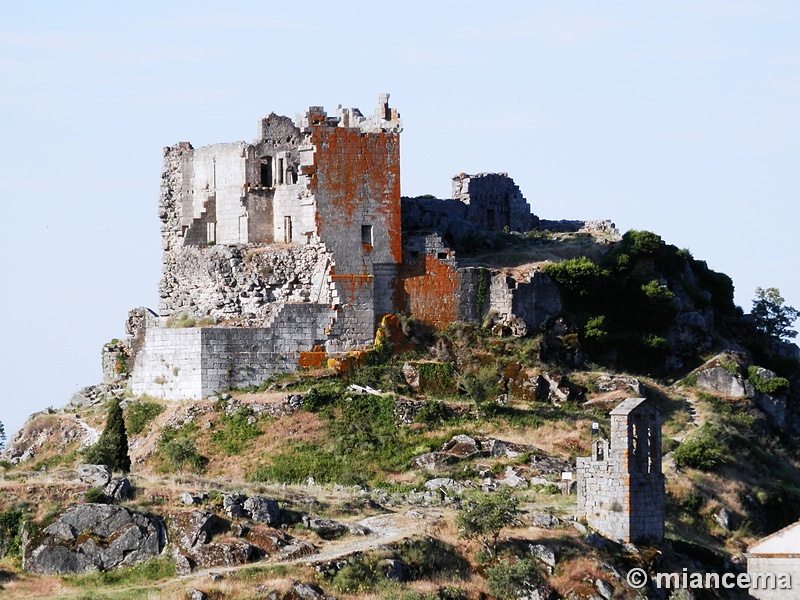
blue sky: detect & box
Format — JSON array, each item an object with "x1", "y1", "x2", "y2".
[{"x1": 2, "y1": 1, "x2": 799, "y2": 438}]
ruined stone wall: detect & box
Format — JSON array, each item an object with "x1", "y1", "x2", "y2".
[
  {"x1": 489, "y1": 272, "x2": 562, "y2": 335},
  {"x1": 255, "y1": 113, "x2": 314, "y2": 245},
  {"x1": 452, "y1": 172, "x2": 534, "y2": 232},
  {"x1": 400, "y1": 234, "x2": 562, "y2": 334},
  {"x1": 622, "y1": 405, "x2": 665, "y2": 542},
  {"x1": 189, "y1": 143, "x2": 248, "y2": 244},
  {"x1": 129, "y1": 303, "x2": 334, "y2": 399},
  {"x1": 199, "y1": 303, "x2": 333, "y2": 394},
  {"x1": 401, "y1": 235, "x2": 475, "y2": 329},
  {"x1": 159, "y1": 243, "x2": 332, "y2": 325},
  {"x1": 402, "y1": 172, "x2": 535, "y2": 240},
  {"x1": 401, "y1": 197, "x2": 468, "y2": 236},
  {"x1": 129, "y1": 325, "x2": 204, "y2": 399},
  {"x1": 577, "y1": 453, "x2": 630, "y2": 542}
]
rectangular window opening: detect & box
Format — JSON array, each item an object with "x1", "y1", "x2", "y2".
[
  {"x1": 361, "y1": 224, "x2": 373, "y2": 246},
  {"x1": 261, "y1": 157, "x2": 273, "y2": 188}
]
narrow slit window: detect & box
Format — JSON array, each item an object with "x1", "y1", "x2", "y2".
[{"x1": 284, "y1": 216, "x2": 292, "y2": 243}]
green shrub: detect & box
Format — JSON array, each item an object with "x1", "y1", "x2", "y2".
[
  {"x1": 211, "y1": 407, "x2": 261, "y2": 454},
  {"x1": 124, "y1": 400, "x2": 164, "y2": 436},
  {"x1": 541, "y1": 257, "x2": 608, "y2": 299},
  {"x1": 157, "y1": 426, "x2": 207, "y2": 473},
  {"x1": 673, "y1": 426, "x2": 728, "y2": 471},
  {"x1": 641, "y1": 333, "x2": 667, "y2": 350},
  {"x1": 302, "y1": 383, "x2": 345, "y2": 412},
  {"x1": 583, "y1": 315, "x2": 608, "y2": 342},
  {"x1": 681, "y1": 373, "x2": 698, "y2": 387},
  {"x1": 166, "y1": 311, "x2": 198, "y2": 328},
  {"x1": 622, "y1": 230, "x2": 664, "y2": 255},
  {"x1": 82, "y1": 398, "x2": 130, "y2": 473},
  {"x1": 748, "y1": 366, "x2": 790, "y2": 395},
  {"x1": 682, "y1": 493, "x2": 704, "y2": 512},
  {"x1": 331, "y1": 557, "x2": 380, "y2": 593},
  {"x1": 720, "y1": 358, "x2": 741, "y2": 375},
  {"x1": 251, "y1": 443, "x2": 367, "y2": 486},
  {"x1": 413, "y1": 400, "x2": 450, "y2": 425},
  {"x1": 84, "y1": 487, "x2": 108, "y2": 503},
  {"x1": 0, "y1": 507, "x2": 25, "y2": 557},
  {"x1": 417, "y1": 362, "x2": 457, "y2": 395},
  {"x1": 395, "y1": 536, "x2": 469, "y2": 580},
  {"x1": 486, "y1": 558, "x2": 543, "y2": 600}
]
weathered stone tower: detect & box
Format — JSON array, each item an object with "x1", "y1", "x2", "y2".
[
  {"x1": 125, "y1": 96, "x2": 403, "y2": 399},
  {"x1": 576, "y1": 397, "x2": 665, "y2": 543}
]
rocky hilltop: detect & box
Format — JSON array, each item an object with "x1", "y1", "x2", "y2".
[{"x1": 1, "y1": 226, "x2": 799, "y2": 600}]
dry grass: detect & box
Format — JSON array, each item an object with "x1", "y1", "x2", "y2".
[
  {"x1": 548, "y1": 556, "x2": 611, "y2": 599},
  {"x1": 0, "y1": 559, "x2": 82, "y2": 600},
  {"x1": 525, "y1": 420, "x2": 593, "y2": 459},
  {"x1": 459, "y1": 232, "x2": 615, "y2": 272}
]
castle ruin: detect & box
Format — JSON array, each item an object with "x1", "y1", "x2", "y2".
[
  {"x1": 108, "y1": 95, "x2": 577, "y2": 399},
  {"x1": 576, "y1": 397, "x2": 665, "y2": 543}
]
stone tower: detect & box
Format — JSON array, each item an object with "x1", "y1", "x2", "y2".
[{"x1": 576, "y1": 397, "x2": 665, "y2": 543}]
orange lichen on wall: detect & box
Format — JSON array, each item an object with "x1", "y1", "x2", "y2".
[
  {"x1": 402, "y1": 256, "x2": 460, "y2": 329},
  {"x1": 330, "y1": 272, "x2": 374, "y2": 293},
  {"x1": 310, "y1": 125, "x2": 402, "y2": 265},
  {"x1": 299, "y1": 351, "x2": 327, "y2": 369},
  {"x1": 327, "y1": 350, "x2": 368, "y2": 376},
  {"x1": 374, "y1": 313, "x2": 413, "y2": 354}
]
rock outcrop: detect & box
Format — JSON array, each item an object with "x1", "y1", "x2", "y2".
[{"x1": 24, "y1": 504, "x2": 165, "y2": 574}]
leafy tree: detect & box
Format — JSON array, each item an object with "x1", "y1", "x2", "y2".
[
  {"x1": 0, "y1": 419, "x2": 5, "y2": 452},
  {"x1": 457, "y1": 488, "x2": 518, "y2": 553},
  {"x1": 486, "y1": 558, "x2": 543, "y2": 600},
  {"x1": 83, "y1": 398, "x2": 131, "y2": 473},
  {"x1": 751, "y1": 287, "x2": 800, "y2": 341}
]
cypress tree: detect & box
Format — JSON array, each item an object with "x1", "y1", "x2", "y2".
[{"x1": 84, "y1": 398, "x2": 131, "y2": 473}]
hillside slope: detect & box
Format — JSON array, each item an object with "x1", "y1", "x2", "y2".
[{"x1": 1, "y1": 229, "x2": 799, "y2": 600}]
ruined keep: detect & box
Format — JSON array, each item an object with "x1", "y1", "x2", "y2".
[
  {"x1": 576, "y1": 398, "x2": 665, "y2": 543},
  {"x1": 111, "y1": 95, "x2": 571, "y2": 399}
]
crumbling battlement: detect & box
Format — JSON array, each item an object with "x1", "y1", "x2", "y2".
[
  {"x1": 452, "y1": 173, "x2": 535, "y2": 233},
  {"x1": 122, "y1": 95, "x2": 578, "y2": 400},
  {"x1": 401, "y1": 172, "x2": 536, "y2": 244}
]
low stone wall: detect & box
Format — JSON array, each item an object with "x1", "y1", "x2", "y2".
[
  {"x1": 130, "y1": 303, "x2": 334, "y2": 399},
  {"x1": 129, "y1": 326, "x2": 203, "y2": 399}
]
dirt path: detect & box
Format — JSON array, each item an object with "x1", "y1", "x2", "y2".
[
  {"x1": 286, "y1": 511, "x2": 430, "y2": 565},
  {"x1": 182, "y1": 509, "x2": 442, "y2": 581},
  {"x1": 673, "y1": 394, "x2": 703, "y2": 442}
]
